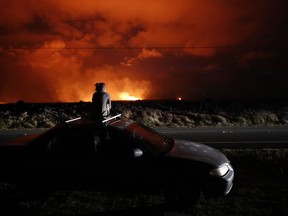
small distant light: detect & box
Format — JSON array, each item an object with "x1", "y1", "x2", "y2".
[{"x1": 177, "y1": 97, "x2": 182, "y2": 101}]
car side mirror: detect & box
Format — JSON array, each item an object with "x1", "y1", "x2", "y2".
[{"x1": 133, "y1": 148, "x2": 143, "y2": 158}]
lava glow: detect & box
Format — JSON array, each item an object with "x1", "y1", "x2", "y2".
[
  {"x1": 0, "y1": 1, "x2": 286, "y2": 103},
  {"x1": 119, "y1": 92, "x2": 141, "y2": 101}
]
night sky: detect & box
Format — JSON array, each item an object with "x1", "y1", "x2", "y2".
[{"x1": 0, "y1": 0, "x2": 287, "y2": 102}]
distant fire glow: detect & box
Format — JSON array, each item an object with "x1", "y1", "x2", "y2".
[
  {"x1": 0, "y1": 1, "x2": 286, "y2": 103},
  {"x1": 119, "y1": 92, "x2": 141, "y2": 101}
]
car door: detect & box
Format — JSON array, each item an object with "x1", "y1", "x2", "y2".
[
  {"x1": 96, "y1": 128, "x2": 166, "y2": 192},
  {"x1": 45, "y1": 126, "x2": 106, "y2": 186}
]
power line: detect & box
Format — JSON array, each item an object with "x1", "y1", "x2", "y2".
[{"x1": 0, "y1": 46, "x2": 281, "y2": 50}]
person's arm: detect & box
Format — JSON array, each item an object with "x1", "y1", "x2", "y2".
[{"x1": 106, "y1": 94, "x2": 111, "y2": 114}]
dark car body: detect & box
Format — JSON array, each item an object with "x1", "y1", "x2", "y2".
[{"x1": 0, "y1": 118, "x2": 234, "y2": 206}]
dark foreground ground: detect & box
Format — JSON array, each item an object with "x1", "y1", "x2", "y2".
[
  {"x1": 0, "y1": 101, "x2": 287, "y2": 215},
  {"x1": 0, "y1": 149, "x2": 287, "y2": 216}
]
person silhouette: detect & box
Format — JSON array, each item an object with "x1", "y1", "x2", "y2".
[{"x1": 91, "y1": 82, "x2": 111, "y2": 120}]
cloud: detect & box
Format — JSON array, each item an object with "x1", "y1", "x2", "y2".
[
  {"x1": 0, "y1": 40, "x2": 152, "y2": 102},
  {"x1": 0, "y1": 0, "x2": 287, "y2": 102},
  {"x1": 121, "y1": 48, "x2": 163, "y2": 67},
  {"x1": 243, "y1": 51, "x2": 273, "y2": 60},
  {"x1": 0, "y1": 0, "x2": 269, "y2": 50}
]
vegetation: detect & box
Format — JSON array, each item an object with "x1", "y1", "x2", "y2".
[{"x1": 0, "y1": 100, "x2": 287, "y2": 129}]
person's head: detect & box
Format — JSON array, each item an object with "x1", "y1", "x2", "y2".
[{"x1": 95, "y1": 82, "x2": 106, "y2": 92}]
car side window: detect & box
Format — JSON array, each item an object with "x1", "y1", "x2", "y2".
[{"x1": 99, "y1": 129, "x2": 137, "y2": 159}]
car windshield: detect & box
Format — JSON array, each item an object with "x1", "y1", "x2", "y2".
[{"x1": 124, "y1": 122, "x2": 174, "y2": 155}]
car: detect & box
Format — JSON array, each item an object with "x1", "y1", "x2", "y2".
[{"x1": 0, "y1": 115, "x2": 234, "y2": 207}]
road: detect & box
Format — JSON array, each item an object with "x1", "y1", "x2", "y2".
[
  {"x1": 1, "y1": 126, "x2": 288, "y2": 149},
  {"x1": 157, "y1": 126, "x2": 288, "y2": 149}
]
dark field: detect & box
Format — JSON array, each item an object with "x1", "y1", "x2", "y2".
[{"x1": 0, "y1": 101, "x2": 288, "y2": 215}]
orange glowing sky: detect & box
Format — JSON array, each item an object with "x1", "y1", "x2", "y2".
[{"x1": 0, "y1": 0, "x2": 287, "y2": 102}]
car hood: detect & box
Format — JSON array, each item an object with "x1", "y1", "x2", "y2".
[
  {"x1": 0, "y1": 134, "x2": 39, "y2": 147},
  {"x1": 166, "y1": 139, "x2": 228, "y2": 167}
]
